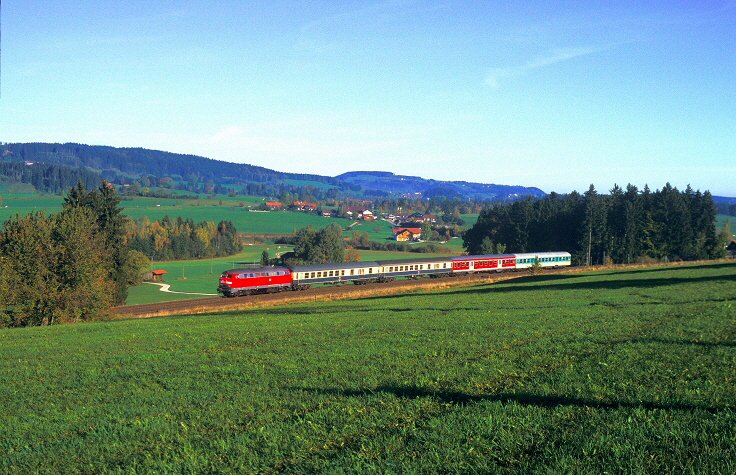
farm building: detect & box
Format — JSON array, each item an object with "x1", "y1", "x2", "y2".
[{"x1": 149, "y1": 270, "x2": 168, "y2": 281}]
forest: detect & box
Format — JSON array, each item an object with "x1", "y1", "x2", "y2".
[
  {"x1": 126, "y1": 216, "x2": 242, "y2": 261},
  {"x1": 1, "y1": 142, "x2": 352, "y2": 189},
  {"x1": 463, "y1": 183, "x2": 729, "y2": 265},
  {"x1": 0, "y1": 161, "x2": 102, "y2": 194}
]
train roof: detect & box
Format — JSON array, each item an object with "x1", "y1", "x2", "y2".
[
  {"x1": 288, "y1": 261, "x2": 381, "y2": 272},
  {"x1": 454, "y1": 254, "x2": 516, "y2": 260},
  {"x1": 375, "y1": 256, "x2": 453, "y2": 266},
  {"x1": 513, "y1": 251, "x2": 571, "y2": 258},
  {"x1": 222, "y1": 266, "x2": 290, "y2": 274}
]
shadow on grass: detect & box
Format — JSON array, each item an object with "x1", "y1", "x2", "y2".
[
  {"x1": 293, "y1": 385, "x2": 734, "y2": 414},
  {"x1": 615, "y1": 337, "x2": 736, "y2": 348},
  {"x1": 356, "y1": 269, "x2": 736, "y2": 303}
]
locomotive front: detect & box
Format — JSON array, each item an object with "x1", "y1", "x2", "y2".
[{"x1": 218, "y1": 266, "x2": 292, "y2": 297}]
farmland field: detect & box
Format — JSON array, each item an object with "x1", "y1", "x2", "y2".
[
  {"x1": 0, "y1": 194, "x2": 353, "y2": 235},
  {"x1": 1, "y1": 262, "x2": 734, "y2": 474}
]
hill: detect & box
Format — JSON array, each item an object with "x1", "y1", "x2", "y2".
[
  {"x1": 337, "y1": 171, "x2": 546, "y2": 201},
  {"x1": 1, "y1": 143, "x2": 544, "y2": 201},
  {"x1": 0, "y1": 142, "x2": 344, "y2": 188}
]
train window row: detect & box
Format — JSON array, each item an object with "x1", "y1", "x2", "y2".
[
  {"x1": 301, "y1": 268, "x2": 378, "y2": 279},
  {"x1": 238, "y1": 271, "x2": 288, "y2": 278},
  {"x1": 517, "y1": 256, "x2": 571, "y2": 264},
  {"x1": 385, "y1": 263, "x2": 447, "y2": 272}
]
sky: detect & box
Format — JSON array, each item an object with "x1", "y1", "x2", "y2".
[{"x1": 1, "y1": 1, "x2": 735, "y2": 196}]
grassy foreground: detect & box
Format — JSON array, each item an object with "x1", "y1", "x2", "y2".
[{"x1": 1, "y1": 263, "x2": 735, "y2": 474}]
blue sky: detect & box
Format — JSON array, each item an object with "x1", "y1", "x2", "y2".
[{"x1": 2, "y1": 1, "x2": 735, "y2": 195}]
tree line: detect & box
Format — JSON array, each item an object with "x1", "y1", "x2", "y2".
[
  {"x1": 126, "y1": 216, "x2": 241, "y2": 261},
  {"x1": 463, "y1": 183, "x2": 728, "y2": 265},
  {"x1": 0, "y1": 161, "x2": 101, "y2": 194}
]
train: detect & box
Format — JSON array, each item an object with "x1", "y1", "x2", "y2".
[{"x1": 217, "y1": 251, "x2": 571, "y2": 297}]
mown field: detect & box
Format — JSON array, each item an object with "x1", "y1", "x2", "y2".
[{"x1": 1, "y1": 263, "x2": 734, "y2": 474}]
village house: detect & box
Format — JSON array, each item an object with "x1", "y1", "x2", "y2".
[
  {"x1": 392, "y1": 225, "x2": 422, "y2": 242},
  {"x1": 409, "y1": 212, "x2": 438, "y2": 223},
  {"x1": 345, "y1": 206, "x2": 374, "y2": 221},
  {"x1": 292, "y1": 201, "x2": 317, "y2": 211}
]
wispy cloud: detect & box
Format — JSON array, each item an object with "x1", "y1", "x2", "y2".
[
  {"x1": 295, "y1": 0, "x2": 441, "y2": 53},
  {"x1": 485, "y1": 45, "x2": 611, "y2": 89}
]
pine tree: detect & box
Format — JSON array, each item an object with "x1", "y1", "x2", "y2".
[{"x1": 63, "y1": 180, "x2": 130, "y2": 305}]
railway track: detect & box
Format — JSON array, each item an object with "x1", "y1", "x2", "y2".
[
  {"x1": 112, "y1": 271, "x2": 534, "y2": 319},
  {"x1": 112, "y1": 259, "x2": 721, "y2": 319}
]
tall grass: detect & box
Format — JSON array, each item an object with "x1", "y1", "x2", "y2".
[{"x1": 1, "y1": 263, "x2": 734, "y2": 473}]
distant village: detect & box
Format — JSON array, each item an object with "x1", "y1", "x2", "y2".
[{"x1": 260, "y1": 200, "x2": 443, "y2": 242}]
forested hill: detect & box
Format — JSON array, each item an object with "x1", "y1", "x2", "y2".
[
  {"x1": 337, "y1": 171, "x2": 546, "y2": 201},
  {"x1": 0, "y1": 143, "x2": 547, "y2": 200},
  {"x1": 0, "y1": 142, "x2": 343, "y2": 187}
]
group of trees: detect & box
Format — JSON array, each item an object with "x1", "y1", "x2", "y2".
[
  {"x1": 0, "y1": 162, "x2": 101, "y2": 195},
  {"x1": 290, "y1": 224, "x2": 345, "y2": 265},
  {"x1": 0, "y1": 181, "x2": 148, "y2": 327},
  {"x1": 126, "y1": 216, "x2": 241, "y2": 261},
  {"x1": 464, "y1": 184, "x2": 728, "y2": 265},
  {"x1": 715, "y1": 202, "x2": 736, "y2": 217},
  {"x1": 1, "y1": 181, "x2": 246, "y2": 327}
]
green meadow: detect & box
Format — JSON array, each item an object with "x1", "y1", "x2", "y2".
[
  {"x1": 0, "y1": 194, "x2": 350, "y2": 236},
  {"x1": 1, "y1": 263, "x2": 734, "y2": 474}
]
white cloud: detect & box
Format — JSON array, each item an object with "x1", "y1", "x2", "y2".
[{"x1": 485, "y1": 45, "x2": 610, "y2": 88}]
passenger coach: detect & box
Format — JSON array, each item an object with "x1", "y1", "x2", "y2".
[
  {"x1": 514, "y1": 252, "x2": 571, "y2": 270},
  {"x1": 451, "y1": 254, "x2": 517, "y2": 273},
  {"x1": 375, "y1": 257, "x2": 453, "y2": 280},
  {"x1": 289, "y1": 261, "x2": 382, "y2": 289}
]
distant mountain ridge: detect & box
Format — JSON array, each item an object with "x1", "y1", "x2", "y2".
[{"x1": 336, "y1": 171, "x2": 546, "y2": 201}]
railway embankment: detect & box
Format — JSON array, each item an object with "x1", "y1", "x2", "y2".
[{"x1": 112, "y1": 259, "x2": 730, "y2": 319}]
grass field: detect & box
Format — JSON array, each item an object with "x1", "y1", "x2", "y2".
[{"x1": 1, "y1": 262, "x2": 734, "y2": 474}]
